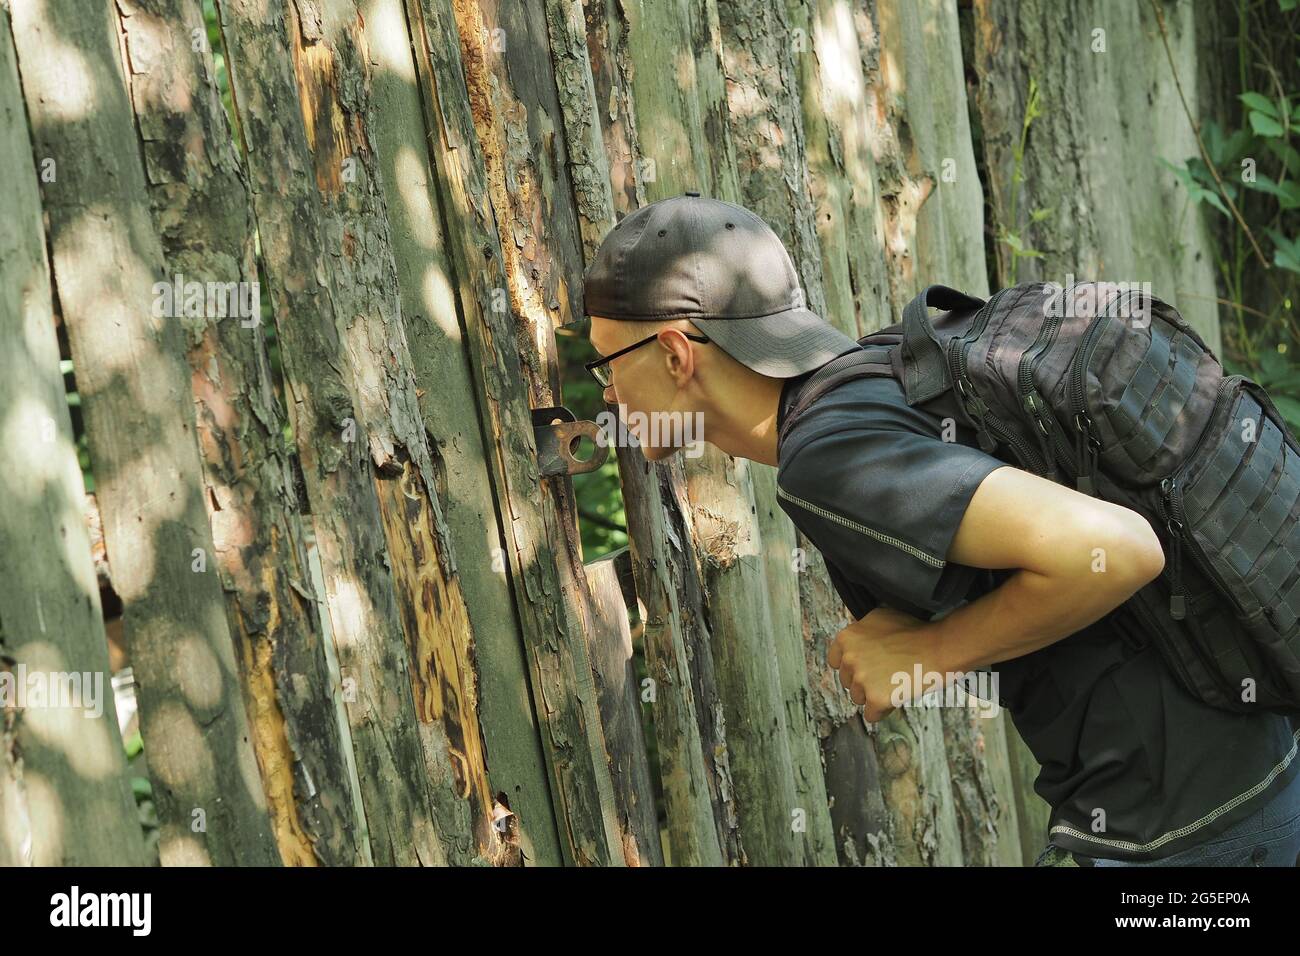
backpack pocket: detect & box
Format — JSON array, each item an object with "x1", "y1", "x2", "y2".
[
  {"x1": 1154, "y1": 377, "x2": 1300, "y2": 712},
  {"x1": 1075, "y1": 302, "x2": 1223, "y2": 487}
]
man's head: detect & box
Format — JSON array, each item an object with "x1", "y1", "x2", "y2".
[{"x1": 583, "y1": 193, "x2": 859, "y2": 463}]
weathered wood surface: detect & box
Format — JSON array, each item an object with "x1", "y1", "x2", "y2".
[
  {"x1": 556, "y1": 0, "x2": 728, "y2": 866},
  {"x1": 584, "y1": 550, "x2": 663, "y2": 865},
  {"x1": 360, "y1": 0, "x2": 555, "y2": 867},
  {"x1": 405, "y1": 0, "x2": 625, "y2": 866},
  {"x1": 214, "y1": 0, "x2": 480, "y2": 866},
  {"x1": 117, "y1": 0, "x2": 360, "y2": 867},
  {"x1": 0, "y1": 5, "x2": 147, "y2": 867},
  {"x1": 607, "y1": 0, "x2": 806, "y2": 868},
  {"x1": 3, "y1": 0, "x2": 1230, "y2": 869},
  {"x1": 970, "y1": 0, "x2": 1223, "y2": 350},
  {"x1": 10, "y1": 0, "x2": 280, "y2": 866}
]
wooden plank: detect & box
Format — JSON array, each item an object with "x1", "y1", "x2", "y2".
[
  {"x1": 9, "y1": 0, "x2": 280, "y2": 866},
  {"x1": 115, "y1": 0, "x2": 362, "y2": 867},
  {"x1": 715, "y1": 0, "x2": 843, "y2": 866},
  {"x1": 872, "y1": 0, "x2": 1021, "y2": 866},
  {"x1": 0, "y1": 5, "x2": 147, "y2": 867},
  {"x1": 212, "y1": 0, "x2": 477, "y2": 866},
  {"x1": 583, "y1": 550, "x2": 663, "y2": 865},
  {"x1": 404, "y1": 0, "x2": 626, "y2": 866},
  {"x1": 358, "y1": 0, "x2": 557, "y2": 867},
  {"x1": 784, "y1": 0, "x2": 893, "y2": 340}
]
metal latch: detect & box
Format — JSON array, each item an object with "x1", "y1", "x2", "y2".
[{"x1": 531, "y1": 405, "x2": 608, "y2": 477}]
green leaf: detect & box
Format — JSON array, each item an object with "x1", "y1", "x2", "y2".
[
  {"x1": 1266, "y1": 138, "x2": 1300, "y2": 176},
  {"x1": 1250, "y1": 110, "x2": 1285, "y2": 138},
  {"x1": 131, "y1": 776, "x2": 153, "y2": 801},
  {"x1": 1225, "y1": 127, "x2": 1256, "y2": 163},
  {"x1": 1246, "y1": 172, "x2": 1300, "y2": 209},
  {"x1": 1160, "y1": 157, "x2": 1230, "y2": 215},
  {"x1": 1201, "y1": 119, "x2": 1227, "y2": 165},
  {"x1": 1267, "y1": 227, "x2": 1300, "y2": 273},
  {"x1": 1282, "y1": 0, "x2": 1298, "y2": 12},
  {"x1": 1001, "y1": 232, "x2": 1043, "y2": 257},
  {"x1": 1241, "y1": 91, "x2": 1280, "y2": 118},
  {"x1": 123, "y1": 729, "x2": 144, "y2": 759},
  {"x1": 1269, "y1": 371, "x2": 1300, "y2": 393}
]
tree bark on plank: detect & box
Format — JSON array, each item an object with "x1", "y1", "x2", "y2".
[
  {"x1": 9, "y1": 0, "x2": 280, "y2": 867},
  {"x1": 0, "y1": 7, "x2": 147, "y2": 867},
  {"x1": 785, "y1": 0, "x2": 894, "y2": 339},
  {"x1": 550, "y1": 0, "x2": 728, "y2": 866},
  {"x1": 404, "y1": 0, "x2": 626, "y2": 866},
  {"x1": 358, "y1": 0, "x2": 557, "y2": 867},
  {"x1": 115, "y1": 0, "x2": 361, "y2": 867},
  {"x1": 213, "y1": 0, "x2": 493, "y2": 866}
]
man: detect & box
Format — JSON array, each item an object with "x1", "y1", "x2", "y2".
[{"x1": 582, "y1": 192, "x2": 1300, "y2": 866}]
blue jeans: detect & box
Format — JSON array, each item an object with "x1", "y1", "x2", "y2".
[{"x1": 1037, "y1": 768, "x2": 1300, "y2": 867}]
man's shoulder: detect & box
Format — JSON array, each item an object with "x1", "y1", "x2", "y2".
[{"x1": 777, "y1": 372, "x2": 955, "y2": 488}]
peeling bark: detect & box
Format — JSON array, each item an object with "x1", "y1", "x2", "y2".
[
  {"x1": 214, "y1": 0, "x2": 491, "y2": 866},
  {"x1": 405, "y1": 0, "x2": 625, "y2": 866},
  {"x1": 360, "y1": 0, "x2": 550, "y2": 867},
  {"x1": 115, "y1": 0, "x2": 361, "y2": 867}
]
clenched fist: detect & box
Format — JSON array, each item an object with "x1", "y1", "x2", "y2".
[{"x1": 827, "y1": 604, "x2": 942, "y2": 723}]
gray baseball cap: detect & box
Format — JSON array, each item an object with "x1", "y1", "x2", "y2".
[{"x1": 582, "y1": 192, "x2": 860, "y2": 377}]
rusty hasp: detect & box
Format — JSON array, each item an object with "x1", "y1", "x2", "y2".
[{"x1": 531, "y1": 406, "x2": 609, "y2": 477}]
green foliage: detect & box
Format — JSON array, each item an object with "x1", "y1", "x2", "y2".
[
  {"x1": 1160, "y1": 1, "x2": 1300, "y2": 433},
  {"x1": 123, "y1": 729, "x2": 144, "y2": 760}
]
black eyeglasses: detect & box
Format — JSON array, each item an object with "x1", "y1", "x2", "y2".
[{"x1": 585, "y1": 331, "x2": 711, "y2": 388}]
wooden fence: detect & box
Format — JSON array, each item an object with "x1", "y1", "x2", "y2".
[{"x1": 11, "y1": 0, "x2": 1220, "y2": 866}]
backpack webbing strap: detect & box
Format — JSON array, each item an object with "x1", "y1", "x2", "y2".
[{"x1": 778, "y1": 346, "x2": 896, "y2": 453}]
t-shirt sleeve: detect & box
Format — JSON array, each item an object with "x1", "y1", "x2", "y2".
[{"x1": 776, "y1": 423, "x2": 1009, "y2": 620}]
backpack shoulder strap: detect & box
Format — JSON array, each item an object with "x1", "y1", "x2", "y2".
[{"x1": 778, "y1": 339, "x2": 899, "y2": 452}]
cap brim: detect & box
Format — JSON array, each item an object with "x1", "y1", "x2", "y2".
[{"x1": 690, "y1": 309, "x2": 861, "y2": 377}]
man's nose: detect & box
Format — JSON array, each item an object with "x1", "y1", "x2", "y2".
[{"x1": 602, "y1": 383, "x2": 618, "y2": 404}]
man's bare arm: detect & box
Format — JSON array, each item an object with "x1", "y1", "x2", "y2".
[{"x1": 929, "y1": 464, "x2": 1166, "y2": 674}]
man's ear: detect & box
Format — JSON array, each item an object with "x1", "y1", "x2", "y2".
[{"x1": 658, "y1": 327, "x2": 697, "y2": 386}]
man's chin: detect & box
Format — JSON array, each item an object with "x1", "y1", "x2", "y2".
[{"x1": 638, "y1": 442, "x2": 681, "y2": 462}]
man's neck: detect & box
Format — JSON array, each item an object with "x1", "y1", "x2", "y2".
[{"x1": 703, "y1": 372, "x2": 785, "y2": 467}]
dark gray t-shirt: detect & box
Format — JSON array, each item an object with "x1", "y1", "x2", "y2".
[{"x1": 776, "y1": 365, "x2": 1300, "y2": 861}]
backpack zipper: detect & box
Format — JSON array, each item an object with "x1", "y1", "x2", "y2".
[
  {"x1": 1066, "y1": 289, "x2": 1145, "y2": 494},
  {"x1": 944, "y1": 287, "x2": 1051, "y2": 473},
  {"x1": 944, "y1": 290, "x2": 1002, "y2": 454},
  {"x1": 1151, "y1": 472, "x2": 1250, "y2": 709},
  {"x1": 1018, "y1": 287, "x2": 1071, "y2": 477},
  {"x1": 1156, "y1": 374, "x2": 1245, "y2": 620},
  {"x1": 1121, "y1": 584, "x2": 1200, "y2": 695}
]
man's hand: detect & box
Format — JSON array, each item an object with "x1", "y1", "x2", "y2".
[{"x1": 828, "y1": 605, "x2": 940, "y2": 723}]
